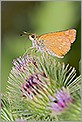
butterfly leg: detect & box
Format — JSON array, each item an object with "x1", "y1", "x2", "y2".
[{"x1": 23, "y1": 47, "x2": 35, "y2": 56}]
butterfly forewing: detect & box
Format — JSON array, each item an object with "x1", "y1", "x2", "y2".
[
  {"x1": 38, "y1": 29, "x2": 76, "y2": 57},
  {"x1": 64, "y1": 29, "x2": 76, "y2": 43}
]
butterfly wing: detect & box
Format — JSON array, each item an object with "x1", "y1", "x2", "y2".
[{"x1": 38, "y1": 29, "x2": 76, "y2": 58}]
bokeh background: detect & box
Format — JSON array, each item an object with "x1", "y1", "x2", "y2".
[{"x1": 1, "y1": 1, "x2": 81, "y2": 93}]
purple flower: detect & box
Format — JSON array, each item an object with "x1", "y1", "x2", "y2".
[
  {"x1": 21, "y1": 73, "x2": 48, "y2": 99},
  {"x1": 12, "y1": 53, "x2": 49, "y2": 100},
  {"x1": 48, "y1": 87, "x2": 73, "y2": 115},
  {"x1": 13, "y1": 54, "x2": 38, "y2": 72}
]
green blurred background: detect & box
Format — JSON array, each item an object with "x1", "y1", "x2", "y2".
[{"x1": 1, "y1": 1, "x2": 81, "y2": 93}]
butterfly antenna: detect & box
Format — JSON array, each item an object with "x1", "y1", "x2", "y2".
[{"x1": 20, "y1": 31, "x2": 30, "y2": 36}]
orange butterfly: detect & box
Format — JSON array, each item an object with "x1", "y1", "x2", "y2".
[{"x1": 21, "y1": 29, "x2": 76, "y2": 58}]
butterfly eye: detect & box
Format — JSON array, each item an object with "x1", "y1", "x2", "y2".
[{"x1": 31, "y1": 34, "x2": 35, "y2": 39}]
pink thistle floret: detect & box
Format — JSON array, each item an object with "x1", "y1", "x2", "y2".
[{"x1": 48, "y1": 87, "x2": 73, "y2": 115}]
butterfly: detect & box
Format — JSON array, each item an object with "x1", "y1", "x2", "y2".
[{"x1": 21, "y1": 29, "x2": 76, "y2": 58}]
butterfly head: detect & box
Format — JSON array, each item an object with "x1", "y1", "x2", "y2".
[{"x1": 28, "y1": 34, "x2": 42, "y2": 48}]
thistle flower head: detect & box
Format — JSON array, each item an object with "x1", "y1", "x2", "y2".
[{"x1": 2, "y1": 50, "x2": 81, "y2": 121}]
